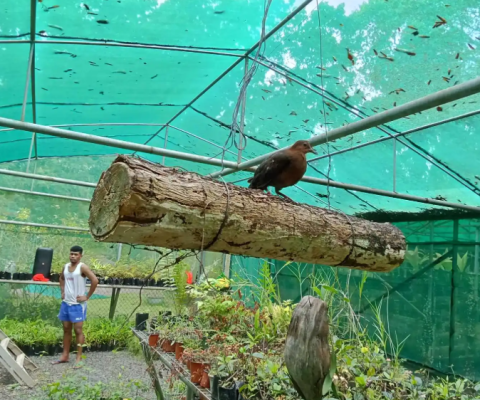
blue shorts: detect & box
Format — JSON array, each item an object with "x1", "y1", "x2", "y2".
[{"x1": 58, "y1": 301, "x2": 87, "y2": 323}]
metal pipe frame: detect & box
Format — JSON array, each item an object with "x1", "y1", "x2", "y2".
[
  {"x1": 227, "y1": 172, "x2": 480, "y2": 212},
  {"x1": 0, "y1": 186, "x2": 90, "y2": 202},
  {"x1": 0, "y1": 219, "x2": 89, "y2": 232},
  {"x1": 0, "y1": 122, "x2": 242, "y2": 160},
  {"x1": 250, "y1": 57, "x2": 479, "y2": 194},
  {"x1": 139, "y1": 0, "x2": 316, "y2": 147},
  {"x1": 26, "y1": 0, "x2": 38, "y2": 174},
  {"x1": 299, "y1": 175, "x2": 480, "y2": 212},
  {"x1": 0, "y1": 117, "x2": 239, "y2": 169},
  {"x1": 0, "y1": 168, "x2": 97, "y2": 188},
  {"x1": 35, "y1": 39, "x2": 245, "y2": 58},
  {"x1": 251, "y1": 57, "x2": 480, "y2": 195},
  {"x1": 209, "y1": 76, "x2": 480, "y2": 179},
  {"x1": 0, "y1": 40, "x2": 29, "y2": 44},
  {"x1": 310, "y1": 109, "x2": 480, "y2": 161},
  {"x1": 0, "y1": 121, "x2": 477, "y2": 211},
  {"x1": 238, "y1": 58, "x2": 249, "y2": 163}
]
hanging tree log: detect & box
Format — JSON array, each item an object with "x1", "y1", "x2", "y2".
[
  {"x1": 88, "y1": 155, "x2": 405, "y2": 271},
  {"x1": 285, "y1": 296, "x2": 330, "y2": 400}
]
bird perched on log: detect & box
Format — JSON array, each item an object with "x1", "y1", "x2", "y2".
[{"x1": 248, "y1": 140, "x2": 317, "y2": 202}]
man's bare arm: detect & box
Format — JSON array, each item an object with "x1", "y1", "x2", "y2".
[
  {"x1": 59, "y1": 269, "x2": 65, "y2": 300},
  {"x1": 80, "y1": 264, "x2": 98, "y2": 301}
]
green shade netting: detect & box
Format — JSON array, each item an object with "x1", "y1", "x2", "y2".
[{"x1": 1, "y1": 0, "x2": 480, "y2": 213}]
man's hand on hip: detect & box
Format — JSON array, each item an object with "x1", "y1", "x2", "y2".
[{"x1": 76, "y1": 295, "x2": 88, "y2": 303}]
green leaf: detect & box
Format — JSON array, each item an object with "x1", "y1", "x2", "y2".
[
  {"x1": 254, "y1": 309, "x2": 260, "y2": 332},
  {"x1": 252, "y1": 352, "x2": 264, "y2": 359},
  {"x1": 312, "y1": 286, "x2": 323, "y2": 299},
  {"x1": 355, "y1": 375, "x2": 367, "y2": 387},
  {"x1": 322, "y1": 285, "x2": 338, "y2": 294}
]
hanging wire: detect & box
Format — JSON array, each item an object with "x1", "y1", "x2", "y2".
[
  {"x1": 315, "y1": 0, "x2": 332, "y2": 209},
  {"x1": 218, "y1": 0, "x2": 274, "y2": 168}
]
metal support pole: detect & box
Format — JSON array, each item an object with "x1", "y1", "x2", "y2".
[
  {"x1": 162, "y1": 126, "x2": 169, "y2": 165},
  {"x1": 393, "y1": 139, "x2": 397, "y2": 192},
  {"x1": 475, "y1": 227, "x2": 479, "y2": 305},
  {"x1": 0, "y1": 219, "x2": 89, "y2": 232},
  {"x1": 0, "y1": 117, "x2": 239, "y2": 170},
  {"x1": 448, "y1": 220, "x2": 459, "y2": 365},
  {"x1": 310, "y1": 109, "x2": 480, "y2": 162},
  {"x1": 0, "y1": 186, "x2": 90, "y2": 202},
  {"x1": 238, "y1": 58, "x2": 249, "y2": 164},
  {"x1": 117, "y1": 243, "x2": 123, "y2": 261},
  {"x1": 209, "y1": 76, "x2": 480, "y2": 179},
  {"x1": 26, "y1": 0, "x2": 38, "y2": 173},
  {"x1": 298, "y1": 175, "x2": 480, "y2": 212},
  {"x1": 0, "y1": 168, "x2": 96, "y2": 187},
  {"x1": 21, "y1": 46, "x2": 34, "y2": 122}
]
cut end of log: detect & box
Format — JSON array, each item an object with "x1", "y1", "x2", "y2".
[
  {"x1": 89, "y1": 162, "x2": 133, "y2": 241},
  {"x1": 88, "y1": 155, "x2": 406, "y2": 272}
]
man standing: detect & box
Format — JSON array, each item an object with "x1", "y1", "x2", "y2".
[{"x1": 52, "y1": 245, "x2": 98, "y2": 367}]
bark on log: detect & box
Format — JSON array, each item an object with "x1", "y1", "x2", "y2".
[
  {"x1": 88, "y1": 155, "x2": 406, "y2": 272},
  {"x1": 284, "y1": 296, "x2": 330, "y2": 400}
]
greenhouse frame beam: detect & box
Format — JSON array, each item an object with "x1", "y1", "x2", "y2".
[
  {"x1": 0, "y1": 186, "x2": 90, "y2": 202},
  {"x1": 0, "y1": 168, "x2": 97, "y2": 188},
  {"x1": 26, "y1": 0, "x2": 38, "y2": 172},
  {"x1": 310, "y1": 109, "x2": 480, "y2": 161},
  {"x1": 0, "y1": 219, "x2": 89, "y2": 232},
  {"x1": 299, "y1": 175, "x2": 480, "y2": 212},
  {"x1": 209, "y1": 76, "x2": 480, "y2": 179},
  {"x1": 35, "y1": 40, "x2": 245, "y2": 58},
  {"x1": 140, "y1": 0, "x2": 316, "y2": 147},
  {"x1": 0, "y1": 117, "x2": 241, "y2": 169}
]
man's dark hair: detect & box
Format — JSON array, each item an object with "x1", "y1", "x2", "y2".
[{"x1": 70, "y1": 245, "x2": 83, "y2": 254}]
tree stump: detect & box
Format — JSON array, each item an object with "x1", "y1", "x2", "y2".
[
  {"x1": 88, "y1": 155, "x2": 406, "y2": 271},
  {"x1": 284, "y1": 296, "x2": 330, "y2": 400}
]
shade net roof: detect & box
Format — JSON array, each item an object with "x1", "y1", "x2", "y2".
[{"x1": 1, "y1": 0, "x2": 480, "y2": 215}]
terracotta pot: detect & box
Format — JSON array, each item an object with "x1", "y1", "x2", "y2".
[
  {"x1": 186, "y1": 359, "x2": 192, "y2": 370},
  {"x1": 175, "y1": 342, "x2": 184, "y2": 360},
  {"x1": 200, "y1": 370, "x2": 210, "y2": 389},
  {"x1": 190, "y1": 361, "x2": 203, "y2": 384},
  {"x1": 148, "y1": 334, "x2": 159, "y2": 347},
  {"x1": 161, "y1": 339, "x2": 175, "y2": 353}
]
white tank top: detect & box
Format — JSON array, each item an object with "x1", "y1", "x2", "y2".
[{"x1": 63, "y1": 262, "x2": 87, "y2": 305}]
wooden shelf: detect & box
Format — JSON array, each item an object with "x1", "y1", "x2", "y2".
[{"x1": 132, "y1": 329, "x2": 212, "y2": 400}]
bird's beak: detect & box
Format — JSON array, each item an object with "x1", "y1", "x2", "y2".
[{"x1": 310, "y1": 147, "x2": 318, "y2": 155}]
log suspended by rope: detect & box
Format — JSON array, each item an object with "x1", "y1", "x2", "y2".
[
  {"x1": 88, "y1": 155, "x2": 406, "y2": 272},
  {"x1": 284, "y1": 296, "x2": 330, "y2": 400}
]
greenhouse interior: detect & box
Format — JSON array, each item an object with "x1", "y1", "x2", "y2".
[{"x1": 1, "y1": 0, "x2": 480, "y2": 399}]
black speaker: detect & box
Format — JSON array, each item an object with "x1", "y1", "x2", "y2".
[
  {"x1": 32, "y1": 247, "x2": 54, "y2": 277},
  {"x1": 135, "y1": 313, "x2": 149, "y2": 331}
]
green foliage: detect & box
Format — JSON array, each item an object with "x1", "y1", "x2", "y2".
[
  {"x1": 0, "y1": 283, "x2": 61, "y2": 323},
  {"x1": 0, "y1": 317, "x2": 62, "y2": 347},
  {"x1": 38, "y1": 370, "x2": 149, "y2": 400},
  {"x1": 83, "y1": 316, "x2": 133, "y2": 348},
  {"x1": 0, "y1": 316, "x2": 133, "y2": 349}
]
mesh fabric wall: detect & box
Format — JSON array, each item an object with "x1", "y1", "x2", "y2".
[{"x1": 231, "y1": 218, "x2": 480, "y2": 381}]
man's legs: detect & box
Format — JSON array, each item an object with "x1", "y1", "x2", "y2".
[
  {"x1": 73, "y1": 321, "x2": 85, "y2": 363},
  {"x1": 56, "y1": 321, "x2": 73, "y2": 363}
]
